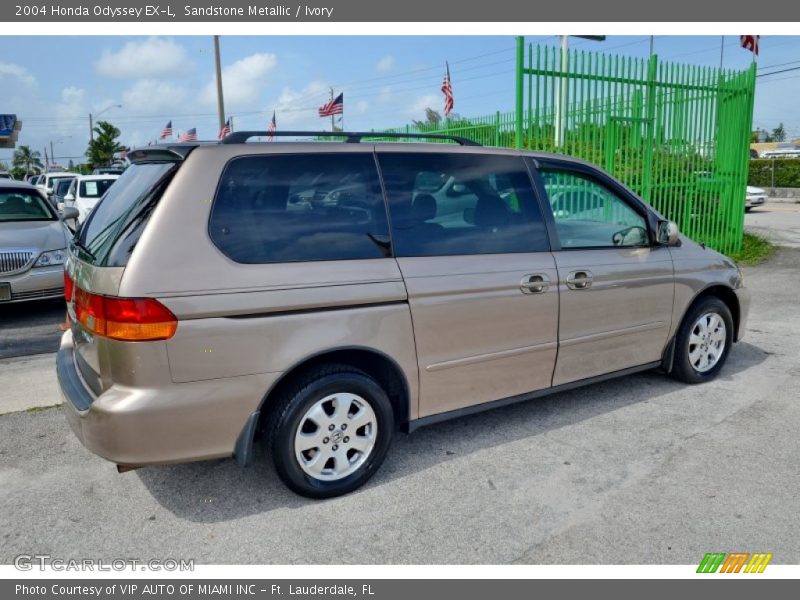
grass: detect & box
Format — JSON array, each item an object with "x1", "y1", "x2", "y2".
[{"x1": 730, "y1": 232, "x2": 776, "y2": 266}]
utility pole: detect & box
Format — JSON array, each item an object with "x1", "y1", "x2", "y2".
[
  {"x1": 719, "y1": 35, "x2": 725, "y2": 70},
  {"x1": 50, "y1": 141, "x2": 55, "y2": 167},
  {"x1": 214, "y1": 35, "x2": 226, "y2": 132},
  {"x1": 555, "y1": 35, "x2": 569, "y2": 149},
  {"x1": 89, "y1": 113, "x2": 94, "y2": 143}
]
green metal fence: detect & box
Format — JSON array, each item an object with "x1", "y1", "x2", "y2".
[{"x1": 379, "y1": 39, "x2": 756, "y2": 254}]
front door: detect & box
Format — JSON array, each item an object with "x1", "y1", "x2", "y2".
[
  {"x1": 378, "y1": 150, "x2": 559, "y2": 417},
  {"x1": 536, "y1": 162, "x2": 675, "y2": 386}
]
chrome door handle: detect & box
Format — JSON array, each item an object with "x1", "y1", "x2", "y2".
[
  {"x1": 566, "y1": 270, "x2": 594, "y2": 290},
  {"x1": 520, "y1": 274, "x2": 550, "y2": 294}
]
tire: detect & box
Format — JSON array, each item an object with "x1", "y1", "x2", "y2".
[
  {"x1": 671, "y1": 296, "x2": 734, "y2": 384},
  {"x1": 745, "y1": 206, "x2": 752, "y2": 213},
  {"x1": 264, "y1": 364, "x2": 394, "y2": 499}
]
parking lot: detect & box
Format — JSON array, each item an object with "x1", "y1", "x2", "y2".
[{"x1": 1, "y1": 203, "x2": 799, "y2": 564}]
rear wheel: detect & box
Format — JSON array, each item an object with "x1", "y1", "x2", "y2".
[
  {"x1": 264, "y1": 365, "x2": 394, "y2": 498},
  {"x1": 671, "y1": 296, "x2": 733, "y2": 384}
]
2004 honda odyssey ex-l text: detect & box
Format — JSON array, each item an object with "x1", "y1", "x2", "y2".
[{"x1": 57, "y1": 131, "x2": 750, "y2": 498}]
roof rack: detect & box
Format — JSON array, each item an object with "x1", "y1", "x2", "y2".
[{"x1": 220, "y1": 130, "x2": 481, "y2": 146}]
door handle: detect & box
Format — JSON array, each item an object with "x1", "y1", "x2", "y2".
[
  {"x1": 520, "y1": 274, "x2": 550, "y2": 294},
  {"x1": 566, "y1": 270, "x2": 594, "y2": 290}
]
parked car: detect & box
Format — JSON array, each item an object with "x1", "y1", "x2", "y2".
[
  {"x1": 745, "y1": 185, "x2": 767, "y2": 212},
  {"x1": 53, "y1": 178, "x2": 73, "y2": 206},
  {"x1": 92, "y1": 166, "x2": 126, "y2": 176},
  {"x1": 27, "y1": 174, "x2": 41, "y2": 185},
  {"x1": 63, "y1": 174, "x2": 119, "y2": 223},
  {"x1": 0, "y1": 171, "x2": 14, "y2": 180},
  {"x1": 0, "y1": 181, "x2": 78, "y2": 303},
  {"x1": 37, "y1": 172, "x2": 78, "y2": 203},
  {"x1": 57, "y1": 132, "x2": 750, "y2": 498}
]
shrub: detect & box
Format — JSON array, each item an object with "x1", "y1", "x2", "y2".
[{"x1": 749, "y1": 158, "x2": 800, "y2": 188}]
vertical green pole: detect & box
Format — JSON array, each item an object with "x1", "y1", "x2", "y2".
[
  {"x1": 495, "y1": 111, "x2": 500, "y2": 147},
  {"x1": 642, "y1": 53, "x2": 657, "y2": 203},
  {"x1": 515, "y1": 36, "x2": 524, "y2": 149}
]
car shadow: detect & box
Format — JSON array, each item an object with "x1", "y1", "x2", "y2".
[{"x1": 137, "y1": 340, "x2": 769, "y2": 523}]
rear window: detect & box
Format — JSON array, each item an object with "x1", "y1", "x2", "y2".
[
  {"x1": 209, "y1": 153, "x2": 389, "y2": 263},
  {"x1": 75, "y1": 162, "x2": 177, "y2": 267},
  {"x1": 0, "y1": 189, "x2": 54, "y2": 222},
  {"x1": 80, "y1": 178, "x2": 116, "y2": 198}
]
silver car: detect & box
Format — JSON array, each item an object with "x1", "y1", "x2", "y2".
[{"x1": 0, "y1": 181, "x2": 78, "y2": 303}]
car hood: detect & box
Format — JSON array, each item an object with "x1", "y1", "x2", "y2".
[
  {"x1": 0, "y1": 220, "x2": 68, "y2": 253},
  {"x1": 746, "y1": 185, "x2": 766, "y2": 194}
]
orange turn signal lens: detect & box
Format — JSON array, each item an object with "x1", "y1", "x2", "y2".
[{"x1": 72, "y1": 287, "x2": 177, "y2": 341}]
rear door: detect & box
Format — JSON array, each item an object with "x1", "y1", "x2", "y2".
[
  {"x1": 533, "y1": 160, "x2": 675, "y2": 386},
  {"x1": 378, "y1": 150, "x2": 558, "y2": 418}
]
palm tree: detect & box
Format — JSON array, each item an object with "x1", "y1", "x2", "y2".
[
  {"x1": 87, "y1": 120, "x2": 125, "y2": 168},
  {"x1": 12, "y1": 145, "x2": 43, "y2": 177}
]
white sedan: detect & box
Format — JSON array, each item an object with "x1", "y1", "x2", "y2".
[
  {"x1": 746, "y1": 186, "x2": 767, "y2": 212},
  {"x1": 63, "y1": 174, "x2": 119, "y2": 223}
]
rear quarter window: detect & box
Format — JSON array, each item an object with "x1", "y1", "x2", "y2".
[{"x1": 209, "y1": 153, "x2": 390, "y2": 263}]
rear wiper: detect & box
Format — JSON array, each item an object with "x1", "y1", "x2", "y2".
[{"x1": 71, "y1": 238, "x2": 96, "y2": 261}]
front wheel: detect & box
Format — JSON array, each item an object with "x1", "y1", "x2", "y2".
[
  {"x1": 265, "y1": 365, "x2": 394, "y2": 498},
  {"x1": 671, "y1": 297, "x2": 734, "y2": 384}
]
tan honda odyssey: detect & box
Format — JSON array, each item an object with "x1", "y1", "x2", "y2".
[{"x1": 57, "y1": 131, "x2": 749, "y2": 498}]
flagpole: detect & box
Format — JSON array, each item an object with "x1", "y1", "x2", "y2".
[{"x1": 329, "y1": 87, "x2": 335, "y2": 132}]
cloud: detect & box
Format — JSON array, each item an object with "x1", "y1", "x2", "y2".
[
  {"x1": 0, "y1": 61, "x2": 36, "y2": 87},
  {"x1": 122, "y1": 79, "x2": 187, "y2": 113},
  {"x1": 409, "y1": 94, "x2": 440, "y2": 117},
  {"x1": 376, "y1": 56, "x2": 394, "y2": 73},
  {"x1": 355, "y1": 100, "x2": 369, "y2": 114},
  {"x1": 202, "y1": 53, "x2": 278, "y2": 107},
  {"x1": 95, "y1": 37, "x2": 191, "y2": 79},
  {"x1": 268, "y1": 81, "x2": 328, "y2": 128},
  {"x1": 54, "y1": 87, "x2": 87, "y2": 136}
]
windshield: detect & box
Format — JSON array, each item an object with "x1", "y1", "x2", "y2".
[
  {"x1": 0, "y1": 189, "x2": 54, "y2": 222},
  {"x1": 76, "y1": 162, "x2": 177, "y2": 266},
  {"x1": 48, "y1": 176, "x2": 75, "y2": 190}
]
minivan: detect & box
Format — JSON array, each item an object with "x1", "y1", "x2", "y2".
[{"x1": 58, "y1": 131, "x2": 749, "y2": 498}]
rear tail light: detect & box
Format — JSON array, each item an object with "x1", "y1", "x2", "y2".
[
  {"x1": 64, "y1": 270, "x2": 74, "y2": 302},
  {"x1": 73, "y1": 285, "x2": 177, "y2": 341}
]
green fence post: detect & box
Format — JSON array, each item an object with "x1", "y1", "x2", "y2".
[
  {"x1": 515, "y1": 36, "x2": 524, "y2": 149},
  {"x1": 495, "y1": 111, "x2": 500, "y2": 147},
  {"x1": 642, "y1": 53, "x2": 658, "y2": 202}
]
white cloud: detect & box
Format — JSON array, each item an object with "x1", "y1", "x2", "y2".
[
  {"x1": 54, "y1": 87, "x2": 87, "y2": 137},
  {"x1": 0, "y1": 61, "x2": 36, "y2": 87},
  {"x1": 268, "y1": 81, "x2": 328, "y2": 128},
  {"x1": 122, "y1": 79, "x2": 187, "y2": 113},
  {"x1": 202, "y1": 53, "x2": 278, "y2": 107},
  {"x1": 355, "y1": 100, "x2": 369, "y2": 114},
  {"x1": 95, "y1": 37, "x2": 191, "y2": 79},
  {"x1": 409, "y1": 94, "x2": 440, "y2": 117},
  {"x1": 376, "y1": 56, "x2": 394, "y2": 73}
]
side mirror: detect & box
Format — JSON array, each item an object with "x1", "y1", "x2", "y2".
[
  {"x1": 59, "y1": 206, "x2": 80, "y2": 221},
  {"x1": 657, "y1": 220, "x2": 681, "y2": 246},
  {"x1": 64, "y1": 193, "x2": 75, "y2": 202}
]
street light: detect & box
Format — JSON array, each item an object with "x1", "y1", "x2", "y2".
[
  {"x1": 89, "y1": 104, "x2": 122, "y2": 143},
  {"x1": 47, "y1": 136, "x2": 71, "y2": 170}
]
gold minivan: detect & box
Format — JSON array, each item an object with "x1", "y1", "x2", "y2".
[{"x1": 57, "y1": 132, "x2": 749, "y2": 498}]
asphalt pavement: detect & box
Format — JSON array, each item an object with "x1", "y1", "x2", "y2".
[{"x1": 0, "y1": 203, "x2": 798, "y2": 564}]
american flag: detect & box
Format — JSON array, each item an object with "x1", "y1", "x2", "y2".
[
  {"x1": 178, "y1": 128, "x2": 197, "y2": 142},
  {"x1": 319, "y1": 93, "x2": 344, "y2": 117},
  {"x1": 442, "y1": 62, "x2": 454, "y2": 117},
  {"x1": 218, "y1": 119, "x2": 231, "y2": 140},
  {"x1": 267, "y1": 111, "x2": 276, "y2": 141},
  {"x1": 159, "y1": 120, "x2": 173, "y2": 139},
  {"x1": 740, "y1": 35, "x2": 760, "y2": 55}
]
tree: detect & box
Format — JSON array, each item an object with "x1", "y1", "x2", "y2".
[
  {"x1": 0, "y1": 160, "x2": 9, "y2": 172},
  {"x1": 413, "y1": 108, "x2": 443, "y2": 128},
  {"x1": 86, "y1": 120, "x2": 125, "y2": 168},
  {"x1": 772, "y1": 123, "x2": 786, "y2": 143},
  {"x1": 11, "y1": 145, "x2": 43, "y2": 177}
]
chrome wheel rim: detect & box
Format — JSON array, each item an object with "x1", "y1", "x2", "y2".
[
  {"x1": 688, "y1": 312, "x2": 727, "y2": 373},
  {"x1": 293, "y1": 393, "x2": 378, "y2": 482}
]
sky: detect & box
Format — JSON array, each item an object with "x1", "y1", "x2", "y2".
[{"x1": 1, "y1": 34, "x2": 799, "y2": 165}]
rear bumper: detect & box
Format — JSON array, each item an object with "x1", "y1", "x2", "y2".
[
  {"x1": 1, "y1": 265, "x2": 63, "y2": 303},
  {"x1": 745, "y1": 195, "x2": 766, "y2": 208},
  {"x1": 57, "y1": 330, "x2": 280, "y2": 467}
]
